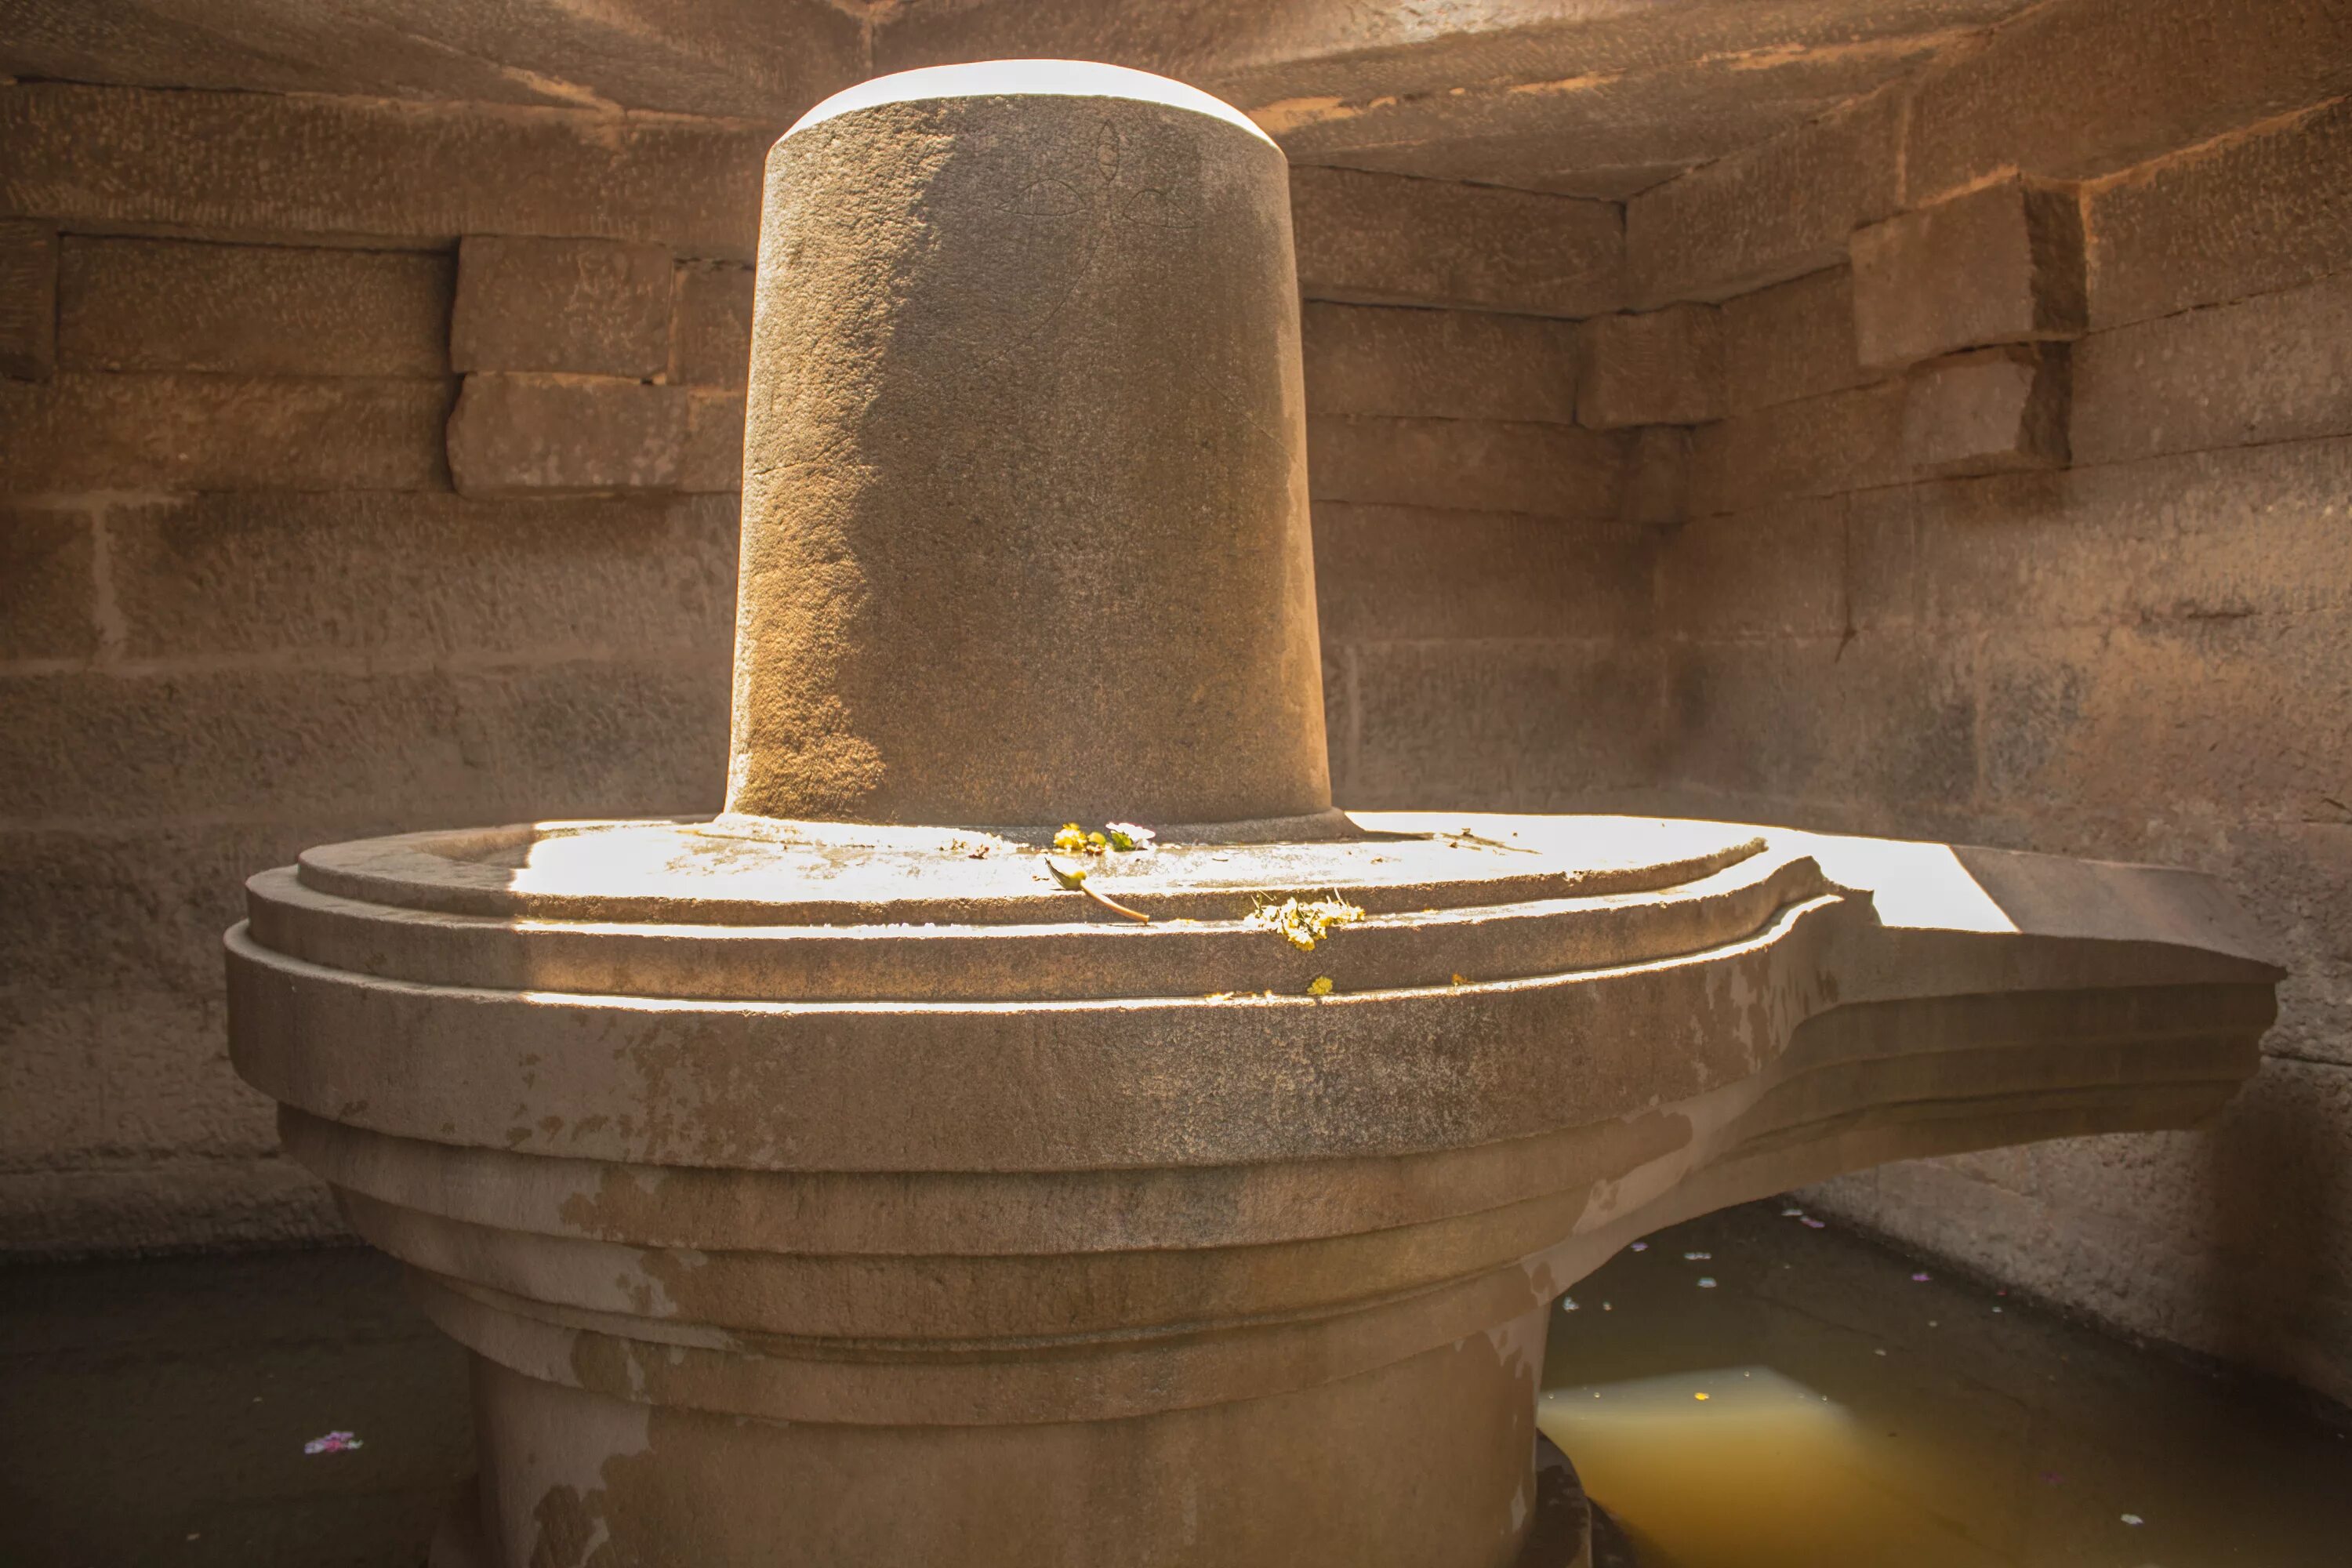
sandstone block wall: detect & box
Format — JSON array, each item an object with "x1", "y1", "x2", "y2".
[
  {"x1": 1614, "y1": 5, "x2": 2352, "y2": 1406},
  {"x1": 0, "y1": 84, "x2": 766, "y2": 1253}
]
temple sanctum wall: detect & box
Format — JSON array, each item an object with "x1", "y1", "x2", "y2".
[{"x1": 3, "y1": 0, "x2": 2348, "y2": 1407}]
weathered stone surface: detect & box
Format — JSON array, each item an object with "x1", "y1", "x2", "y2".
[
  {"x1": 734, "y1": 71, "x2": 1329, "y2": 826},
  {"x1": 1308, "y1": 416, "x2": 1626, "y2": 517},
  {"x1": 1802, "y1": 1051, "x2": 2352, "y2": 1409},
  {"x1": 1577, "y1": 304, "x2": 1723, "y2": 428},
  {"x1": 0, "y1": 987, "x2": 105, "y2": 1166},
  {"x1": 1687, "y1": 379, "x2": 1908, "y2": 516},
  {"x1": 56, "y1": 238, "x2": 452, "y2": 376},
  {"x1": 0, "y1": 220, "x2": 57, "y2": 380},
  {"x1": 1251, "y1": 24, "x2": 1972, "y2": 201},
  {"x1": 104, "y1": 492, "x2": 739, "y2": 662},
  {"x1": 1290, "y1": 164, "x2": 1623, "y2": 317},
  {"x1": 1352, "y1": 639, "x2": 1663, "y2": 807},
  {"x1": 0, "y1": 373, "x2": 452, "y2": 495},
  {"x1": 2085, "y1": 96, "x2": 2352, "y2": 328},
  {"x1": 1, "y1": 505, "x2": 96, "y2": 661},
  {"x1": 0, "y1": 0, "x2": 866, "y2": 123},
  {"x1": 1902, "y1": 0, "x2": 2352, "y2": 205},
  {"x1": 680, "y1": 388, "x2": 748, "y2": 492},
  {"x1": 445, "y1": 374, "x2": 687, "y2": 496},
  {"x1": 0, "y1": 82, "x2": 772, "y2": 260},
  {"x1": 1901, "y1": 345, "x2": 2070, "y2": 477},
  {"x1": 1626, "y1": 88, "x2": 1902, "y2": 305},
  {"x1": 1850, "y1": 436, "x2": 2352, "y2": 633},
  {"x1": 1665, "y1": 631, "x2": 1976, "y2": 810},
  {"x1": 0, "y1": 1158, "x2": 341, "y2": 1256},
  {"x1": 1659, "y1": 496, "x2": 1848, "y2": 641},
  {"x1": 2072, "y1": 271, "x2": 2352, "y2": 466},
  {"x1": 1619, "y1": 424, "x2": 1692, "y2": 526},
  {"x1": 0, "y1": 822, "x2": 361, "y2": 997},
  {"x1": 451, "y1": 236, "x2": 672, "y2": 378},
  {"x1": 1301, "y1": 303, "x2": 1578, "y2": 423},
  {"x1": 1721, "y1": 266, "x2": 1874, "y2": 414},
  {"x1": 672, "y1": 261, "x2": 757, "y2": 387},
  {"x1": 1310, "y1": 503, "x2": 1654, "y2": 643},
  {"x1": 1850, "y1": 179, "x2": 2085, "y2": 370},
  {"x1": 1978, "y1": 617, "x2": 2350, "y2": 821},
  {"x1": 0, "y1": 661, "x2": 725, "y2": 826}
]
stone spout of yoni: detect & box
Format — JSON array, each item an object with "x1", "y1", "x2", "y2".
[{"x1": 220, "y1": 58, "x2": 2278, "y2": 1568}]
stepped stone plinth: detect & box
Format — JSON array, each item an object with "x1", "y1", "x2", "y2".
[{"x1": 226, "y1": 60, "x2": 2279, "y2": 1568}]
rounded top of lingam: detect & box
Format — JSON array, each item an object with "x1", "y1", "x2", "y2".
[
  {"x1": 726, "y1": 58, "x2": 1328, "y2": 833},
  {"x1": 787, "y1": 59, "x2": 1277, "y2": 145}
]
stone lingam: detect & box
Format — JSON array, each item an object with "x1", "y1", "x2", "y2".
[{"x1": 226, "y1": 60, "x2": 2281, "y2": 1568}]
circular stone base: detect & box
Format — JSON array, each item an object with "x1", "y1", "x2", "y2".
[{"x1": 428, "y1": 1436, "x2": 1628, "y2": 1568}]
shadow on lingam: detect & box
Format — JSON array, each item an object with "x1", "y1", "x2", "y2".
[{"x1": 223, "y1": 59, "x2": 2281, "y2": 1568}]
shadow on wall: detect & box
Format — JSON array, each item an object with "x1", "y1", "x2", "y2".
[{"x1": 2200, "y1": 1066, "x2": 2351, "y2": 1399}]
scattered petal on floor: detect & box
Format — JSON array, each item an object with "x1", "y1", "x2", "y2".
[
  {"x1": 1630, "y1": 1242, "x2": 1649, "y2": 1252},
  {"x1": 1683, "y1": 1251, "x2": 1711, "y2": 1261},
  {"x1": 1697, "y1": 1276, "x2": 1717, "y2": 1288},
  {"x1": 2121, "y1": 1514, "x2": 2144, "y2": 1526},
  {"x1": 1781, "y1": 1207, "x2": 1805, "y2": 1217},
  {"x1": 303, "y1": 1431, "x2": 364, "y2": 1455},
  {"x1": 1693, "y1": 1392, "x2": 1710, "y2": 1401},
  {"x1": 1911, "y1": 1272, "x2": 1932, "y2": 1282},
  {"x1": 1563, "y1": 1297, "x2": 1580, "y2": 1312},
  {"x1": 1802, "y1": 1218, "x2": 1828, "y2": 1229}
]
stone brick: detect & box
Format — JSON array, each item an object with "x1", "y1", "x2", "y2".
[
  {"x1": 452, "y1": 236, "x2": 673, "y2": 378},
  {"x1": 0, "y1": 220, "x2": 57, "y2": 380},
  {"x1": 1850, "y1": 179, "x2": 2086, "y2": 371},
  {"x1": 681, "y1": 388, "x2": 748, "y2": 493},
  {"x1": 0, "y1": 988, "x2": 106, "y2": 1168},
  {"x1": 1289, "y1": 165, "x2": 1623, "y2": 317},
  {"x1": 0, "y1": 822, "x2": 358, "y2": 996},
  {"x1": 1901, "y1": 345, "x2": 2070, "y2": 477},
  {"x1": 1664, "y1": 630, "x2": 1977, "y2": 813},
  {"x1": 9, "y1": 989, "x2": 274, "y2": 1161},
  {"x1": 1310, "y1": 504, "x2": 1655, "y2": 644},
  {"x1": 104, "y1": 492, "x2": 739, "y2": 662},
  {"x1": 445, "y1": 374, "x2": 688, "y2": 496},
  {"x1": 2072, "y1": 271, "x2": 2352, "y2": 467},
  {"x1": 0, "y1": 373, "x2": 452, "y2": 495},
  {"x1": 0, "y1": 660, "x2": 726, "y2": 826},
  {"x1": 2085, "y1": 96, "x2": 2352, "y2": 328},
  {"x1": 1, "y1": 505, "x2": 96, "y2": 661},
  {"x1": 56, "y1": 238, "x2": 452, "y2": 377},
  {"x1": 1619, "y1": 425, "x2": 1692, "y2": 526},
  {"x1": 1352, "y1": 639, "x2": 1663, "y2": 808},
  {"x1": 1856, "y1": 437, "x2": 2352, "y2": 634},
  {"x1": 1902, "y1": 0, "x2": 2352, "y2": 205},
  {"x1": 672, "y1": 262, "x2": 757, "y2": 388},
  {"x1": 1300, "y1": 303, "x2": 1578, "y2": 423},
  {"x1": 103, "y1": 993, "x2": 274, "y2": 1160},
  {"x1": 1576, "y1": 304, "x2": 1723, "y2": 428},
  {"x1": 1305, "y1": 416, "x2": 1625, "y2": 517},
  {"x1": 1721, "y1": 267, "x2": 1873, "y2": 414},
  {"x1": 0, "y1": 82, "x2": 771, "y2": 260},
  {"x1": 1659, "y1": 496, "x2": 1848, "y2": 641},
  {"x1": 1626, "y1": 88, "x2": 1901, "y2": 305},
  {"x1": 0, "y1": 1159, "x2": 342, "y2": 1256},
  {"x1": 1686, "y1": 379, "x2": 1907, "y2": 516},
  {"x1": 1977, "y1": 617, "x2": 2352, "y2": 822}
]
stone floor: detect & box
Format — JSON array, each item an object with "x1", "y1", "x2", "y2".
[{"x1": 2, "y1": 1201, "x2": 2344, "y2": 1567}]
